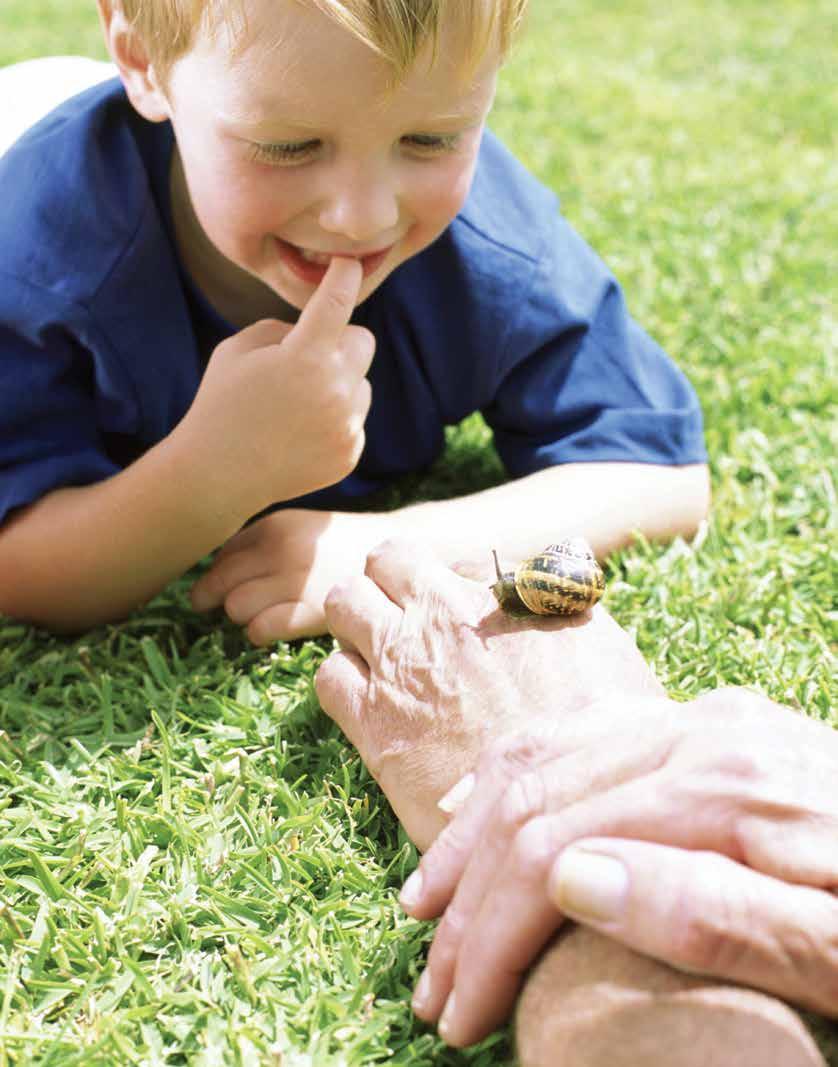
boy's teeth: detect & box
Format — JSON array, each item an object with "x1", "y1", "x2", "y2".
[{"x1": 299, "y1": 248, "x2": 334, "y2": 264}]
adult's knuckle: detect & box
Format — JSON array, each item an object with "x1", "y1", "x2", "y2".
[
  {"x1": 509, "y1": 817, "x2": 559, "y2": 884},
  {"x1": 423, "y1": 822, "x2": 471, "y2": 884},
  {"x1": 498, "y1": 772, "x2": 548, "y2": 837},
  {"x1": 818, "y1": 911, "x2": 838, "y2": 1014},
  {"x1": 313, "y1": 660, "x2": 332, "y2": 697},
  {"x1": 784, "y1": 896, "x2": 838, "y2": 1015},
  {"x1": 439, "y1": 816, "x2": 476, "y2": 863},
  {"x1": 365, "y1": 537, "x2": 407, "y2": 570},
  {"x1": 328, "y1": 575, "x2": 369, "y2": 616},
  {"x1": 481, "y1": 728, "x2": 551, "y2": 779},
  {"x1": 437, "y1": 903, "x2": 469, "y2": 946},
  {"x1": 694, "y1": 685, "x2": 785, "y2": 725},
  {"x1": 669, "y1": 855, "x2": 751, "y2": 975},
  {"x1": 323, "y1": 580, "x2": 350, "y2": 615}
]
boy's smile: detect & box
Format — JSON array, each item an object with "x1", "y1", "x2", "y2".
[
  {"x1": 275, "y1": 238, "x2": 395, "y2": 287},
  {"x1": 155, "y1": 0, "x2": 499, "y2": 324}
]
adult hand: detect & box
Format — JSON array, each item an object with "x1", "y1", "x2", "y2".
[
  {"x1": 191, "y1": 509, "x2": 395, "y2": 642},
  {"x1": 402, "y1": 686, "x2": 838, "y2": 1046},
  {"x1": 315, "y1": 538, "x2": 663, "y2": 852},
  {"x1": 176, "y1": 257, "x2": 374, "y2": 523}
]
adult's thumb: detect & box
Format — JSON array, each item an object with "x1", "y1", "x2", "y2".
[{"x1": 549, "y1": 837, "x2": 838, "y2": 1019}]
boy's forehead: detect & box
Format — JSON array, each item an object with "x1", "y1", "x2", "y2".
[
  {"x1": 196, "y1": 0, "x2": 498, "y2": 127},
  {"x1": 202, "y1": 0, "x2": 497, "y2": 83}
]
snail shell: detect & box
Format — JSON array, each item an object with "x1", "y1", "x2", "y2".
[{"x1": 491, "y1": 537, "x2": 605, "y2": 616}]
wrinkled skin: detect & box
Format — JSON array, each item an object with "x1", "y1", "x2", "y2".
[
  {"x1": 404, "y1": 688, "x2": 838, "y2": 1045},
  {"x1": 315, "y1": 538, "x2": 663, "y2": 853},
  {"x1": 315, "y1": 539, "x2": 834, "y2": 1064}
]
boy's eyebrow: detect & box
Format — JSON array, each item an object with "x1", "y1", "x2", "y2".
[
  {"x1": 219, "y1": 106, "x2": 488, "y2": 133},
  {"x1": 217, "y1": 109, "x2": 321, "y2": 131}
]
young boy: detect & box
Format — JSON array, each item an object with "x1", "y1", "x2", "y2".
[{"x1": 0, "y1": 0, "x2": 709, "y2": 643}]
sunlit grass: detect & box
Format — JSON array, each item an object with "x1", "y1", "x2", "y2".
[{"x1": 1, "y1": 0, "x2": 836, "y2": 1062}]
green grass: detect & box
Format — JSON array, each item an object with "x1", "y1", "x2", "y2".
[{"x1": 1, "y1": 0, "x2": 837, "y2": 1062}]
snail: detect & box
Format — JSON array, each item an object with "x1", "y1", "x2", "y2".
[{"x1": 491, "y1": 537, "x2": 605, "y2": 617}]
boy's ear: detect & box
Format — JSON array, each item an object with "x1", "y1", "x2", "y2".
[{"x1": 96, "y1": 0, "x2": 170, "y2": 122}]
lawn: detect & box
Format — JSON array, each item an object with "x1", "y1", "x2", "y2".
[{"x1": 1, "y1": 0, "x2": 836, "y2": 1063}]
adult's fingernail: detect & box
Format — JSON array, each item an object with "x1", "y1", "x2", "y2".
[
  {"x1": 400, "y1": 869, "x2": 424, "y2": 910},
  {"x1": 437, "y1": 773, "x2": 476, "y2": 815},
  {"x1": 550, "y1": 846, "x2": 628, "y2": 922},
  {"x1": 412, "y1": 968, "x2": 432, "y2": 1013},
  {"x1": 438, "y1": 991, "x2": 458, "y2": 1042}
]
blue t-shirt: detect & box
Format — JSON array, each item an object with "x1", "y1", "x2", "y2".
[{"x1": 0, "y1": 79, "x2": 705, "y2": 526}]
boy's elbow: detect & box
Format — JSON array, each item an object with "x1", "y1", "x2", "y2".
[
  {"x1": 0, "y1": 535, "x2": 123, "y2": 635},
  {"x1": 0, "y1": 588, "x2": 126, "y2": 636},
  {"x1": 675, "y1": 462, "x2": 712, "y2": 540},
  {"x1": 0, "y1": 560, "x2": 131, "y2": 633}
]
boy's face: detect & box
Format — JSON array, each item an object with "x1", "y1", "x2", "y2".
[{"x1": 162, "y1": 0, "x2": 499, "y2": 313}]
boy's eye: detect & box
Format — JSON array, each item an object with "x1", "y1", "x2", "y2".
[
  {"x1": 402, "y1": 133, "x2": 461, "y2": 154},
  {"x1": 252, "y1": 140, "x2": 320, "y2": 165},
  {"x1": 250, "y1": 132, "x2": 461, "y2": 166}
]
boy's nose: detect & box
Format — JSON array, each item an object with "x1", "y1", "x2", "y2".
[{"x1": 317, "y1": 165, "x2": 400, "y2": 244}]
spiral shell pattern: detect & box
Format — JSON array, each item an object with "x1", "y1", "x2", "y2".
[{"x1": 513, "y1": 538, "x2": 605, "y2": 615}]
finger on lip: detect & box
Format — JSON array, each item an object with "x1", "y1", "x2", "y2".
[{"x1": 290, "y1": 239, "x2": 393, "y2": 267}]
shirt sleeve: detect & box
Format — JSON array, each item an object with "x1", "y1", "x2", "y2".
[
  {"x1": 0, "y1": 320, "x2": 119, "y2": 524},
  {"x1": 482, "y1": 211, "x2": 707, "y2": 476}
]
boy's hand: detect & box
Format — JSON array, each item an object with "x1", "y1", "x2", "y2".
[
  {"x1": 177, "y1": 258, "x2": 375, "y2": 521},
  {"x1": 191, "y1": 508, "x2": 395, "y2": 643}
]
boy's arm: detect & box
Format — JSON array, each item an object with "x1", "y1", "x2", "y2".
[
  {"x1": 191, "y1": 460, "x2": 708, "y2": 644},
  {"x1": 0, "y1": 430, "x2": 245, "y2": 632},
  {"x1": 391, "y1": 460, "x2": 711, "y2": 567},
  {"x1": 0, "y1": 258, "x2": 374, "y2": 633}
]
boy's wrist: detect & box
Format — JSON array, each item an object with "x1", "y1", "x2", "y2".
[
  {"x1": 390, "y1": 497, "x2": 487, "y2": 565},
  {"x1": 158, "y1": 424, "x2": 255, "y2": 542}
]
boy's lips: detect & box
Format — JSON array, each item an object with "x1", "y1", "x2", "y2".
[{"x1": 275, "y1": 237, "x2": 394, "y2": 285}]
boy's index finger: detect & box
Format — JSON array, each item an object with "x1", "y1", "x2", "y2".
[{"x1": 290, "y1": 256, "x2": 364, "y2": 351}]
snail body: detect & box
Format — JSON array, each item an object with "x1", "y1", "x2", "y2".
[{"x1": 491, "y1": 537, "x2": 605, "y2": 617}]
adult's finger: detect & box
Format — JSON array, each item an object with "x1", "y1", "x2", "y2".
[
  {"x1": 434, "y1": 816, "x2": 565, "y2": 1046},
  {"x1": 403, "y1": 703, "x2": 676, "y2": 920},
  {"x1": 403, "y1": 724, "x2": 574, "y2": 921},
  {"x1": 430, "y1": 743, "x2": 838, "y2": 1047},
  {"x1": 428, "y1": 764, "x2": 717, "y2": 1046},
  {"x1": 322, "y1": 574, "x2": 402, "y2": 666},
  {"x1": 411, "y1": 715, "x2": 675, "y2": 1024},
  {"x1": 550, "y1": 838, "x2": 838, "y2": 1018},
  {"x1": 314, "y1": 647, "x2": 370, "y2": 746},
  {"x1": 287, "y1": 256, "x2": 363, "y2": 353},
  {"x1": 364, "y1": 538, "x2": 486, "y2": 619}
]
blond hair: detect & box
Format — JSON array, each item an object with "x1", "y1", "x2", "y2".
[{"x1": 117, "y1": 0, "x2": 528, "y2": 85}]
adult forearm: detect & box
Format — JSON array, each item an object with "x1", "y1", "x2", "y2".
[
  {"x1": 392, "y1": 461, "x2": 710, "y2": 564},
  {"x1": 0, "y1": 433, "x2": 248, "y2": 632},
  {"x1": 513, "y1": 925, "x2": 822, "y2": 1067}
]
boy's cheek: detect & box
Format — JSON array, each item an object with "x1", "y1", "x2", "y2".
[{"x1": 427, "y1": 157, "x2": 481, "y2": 225}]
